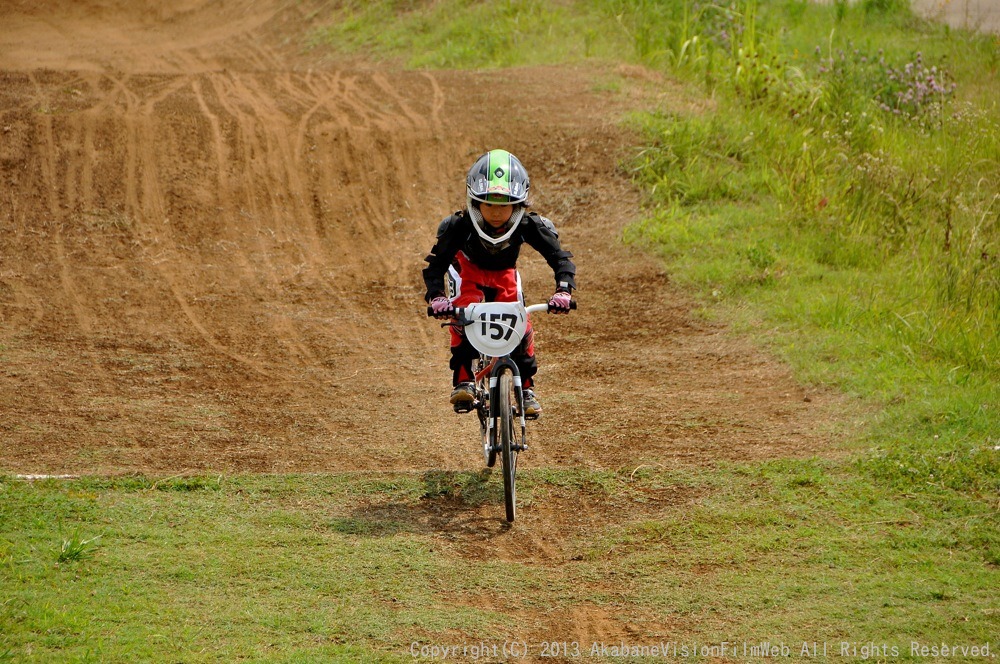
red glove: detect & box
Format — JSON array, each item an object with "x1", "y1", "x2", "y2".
[
  {"x1": 430, "y1": 296, "x2": 454, "y2": 319},
  {"x1": 548, "y1": 291, "x2": 572, "y2": 313}
]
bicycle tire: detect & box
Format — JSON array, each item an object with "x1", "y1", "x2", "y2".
[{"x1": 499, "y1": 371, "x2": 518, "y2": 522}]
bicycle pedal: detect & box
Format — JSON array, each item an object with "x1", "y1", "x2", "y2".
[
  {"x1": 523, "y1": 412, "x2": 540, "y2": 421},
  {"x1": 453, "y1": 402, "x2": 474, "y2": 414}
]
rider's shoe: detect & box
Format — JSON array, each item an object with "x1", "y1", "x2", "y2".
[
  {"x1": 522, "y1": 389, "x2": 541, "y2": 419},
  {"x1": 450, "y1": 382, "x2": 476, "y2": 413}
]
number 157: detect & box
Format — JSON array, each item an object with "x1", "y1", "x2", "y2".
[{"x1": 481, "y1": 313, "x2": 518, "y2": 341}]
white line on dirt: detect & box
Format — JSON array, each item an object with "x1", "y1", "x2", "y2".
[{"x1": 13, "y1": 474, "x2": 80, "y2": 480}]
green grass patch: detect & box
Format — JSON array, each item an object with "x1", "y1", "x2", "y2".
[
  {"x1": 0, "y1": 474, "x2": 505, "y2": 662},
  {"x1": 613, "y1": 11, "x2": 1000, "y2": 622},
  {"x1": 1, "y1": 470, "x2": 996, "y2": 661},
  {"x1": 309, "y1": 0, "x2": 633, "y2": 68}
]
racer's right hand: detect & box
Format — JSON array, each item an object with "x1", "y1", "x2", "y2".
[{"x1": 429, "y1": 296, "x2": 455, "y2": 319}]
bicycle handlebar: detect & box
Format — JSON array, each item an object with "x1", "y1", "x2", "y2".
[{"x1": 426, "y1": 300, "x2": 577, "y2": 318}]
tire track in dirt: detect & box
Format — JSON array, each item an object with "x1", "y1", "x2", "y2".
[
  {"x1": 200, "y1": 72, "x2": 332, "y2": 366},
  {"x1": 192, "y1": 70, "x2": 361, "y2": 447},
  {"x1": 31, "y1": 77, "x2": 133, "y2": 431},
  {"x1": 325, "y1": 72, "x2": 411, "y2": 277},
  {"x1": 184, "y1": 64, "x2": 453, "y2": 452},
  {"x1": 287, "y1": 68, "x2": 450, "y2": 355},
  {"x1": 124, "y1": 73, "x2": 274, "y2": 379},
  {"x1": 0, "y1": 276, "x2": 44, "y2": 331}
]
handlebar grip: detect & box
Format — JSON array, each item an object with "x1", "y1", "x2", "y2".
[
  {"x1": 428, "y1": 305, "x2": 462, "y2": 318},
  {"x1": 547, "y1": 300, "x2": 578, "y2": 312}
]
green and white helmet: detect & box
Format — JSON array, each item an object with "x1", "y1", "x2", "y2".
[{"x1": 466, "y1": 149, "x2": 530, "y2": 250}]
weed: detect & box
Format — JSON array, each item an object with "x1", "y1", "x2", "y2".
[
  {"x1": 623, "y1": 0, "x2": 1000, "y2": 384},
  {"x1": 816, "y1": 45, "x2": 957, "y2": 126},
  {"x1": 57, "y1": 532, "x2": 101, "y2": 563},
  {"x1": 743, "y1": 242, "x2": 777, "y2": 275}
]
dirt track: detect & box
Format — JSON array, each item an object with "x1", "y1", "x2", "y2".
[{"x1": 0, "y1": 0, "x2": 845, "y2": 476}]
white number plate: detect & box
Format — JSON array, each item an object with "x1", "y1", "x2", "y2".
[{"x1": 464, "y1": 302, "x2": 529, "y2": 357}]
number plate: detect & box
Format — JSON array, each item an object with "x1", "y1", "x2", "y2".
[{"x1": 464, "y1": 302, "x2": 529, "y2": 357}]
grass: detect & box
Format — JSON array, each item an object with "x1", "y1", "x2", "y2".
[
  {"x1": 1, "y1": 470, "x2": 996, "y2": 661},
  {"x1": 615, "y1": 1, "x2": 999, "y2": 479},
  {"x1": 308, "y1": 0, "x2": 632, "y2": 68},
  {"x1": 607, "y1": 6, "x2": 1000, "y2": 636}
]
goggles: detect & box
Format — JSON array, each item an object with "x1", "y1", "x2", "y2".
[{"x1": 483, "y1": 193, "x2": 513, "y2": 204}]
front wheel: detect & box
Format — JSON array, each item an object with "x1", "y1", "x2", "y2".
[{"x1": 499, "y1": 372, "x2": 518, "y2": 522}]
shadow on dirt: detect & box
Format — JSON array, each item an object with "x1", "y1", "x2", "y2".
[
  {"x1": 327, "y1": 468, "x2": 705, "y2": 564},
  {"x1": 329, "y1": 469, "x2": 515, "y2": 542}
]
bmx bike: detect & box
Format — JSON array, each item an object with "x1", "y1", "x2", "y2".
[{"x1": 428, "y1": 299, "x2": 575, "y2": 522}]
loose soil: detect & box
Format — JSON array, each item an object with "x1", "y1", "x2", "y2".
[{"x1": 0, "y1": 0, "x2": 849, "y2": 476}]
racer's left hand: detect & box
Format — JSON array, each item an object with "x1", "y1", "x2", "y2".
[{"x1": 548, "y1": 290, "x2": 572, "y2": 314}]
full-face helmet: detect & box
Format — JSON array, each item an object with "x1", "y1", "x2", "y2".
[{"x1": 466, "y1": 149, "x2": 530, "y2": 250}]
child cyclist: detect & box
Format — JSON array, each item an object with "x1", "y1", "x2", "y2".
[{"x1": 423, "y1": 149, "x2": 576, "y2": 417}]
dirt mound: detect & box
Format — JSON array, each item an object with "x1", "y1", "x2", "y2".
[{"x1": 0, "y1": 0, "x2": 846, "y2": 475}]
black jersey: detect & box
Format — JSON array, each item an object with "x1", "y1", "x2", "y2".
[{"x1": 423, "y1": 210, "x2": 577, "y2": 301}]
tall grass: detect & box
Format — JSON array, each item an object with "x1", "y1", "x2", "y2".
[{"x1": 622, "y1": 1, "x2": 1000, "y2": 454}]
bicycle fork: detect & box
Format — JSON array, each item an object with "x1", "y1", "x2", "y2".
[{"x1": 488, "y1": 356, "x2": 528, "y2": 453}]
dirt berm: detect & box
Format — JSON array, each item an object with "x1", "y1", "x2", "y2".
[{"x1": 0, "y1": 0, "x2": 845, "y2": 476}]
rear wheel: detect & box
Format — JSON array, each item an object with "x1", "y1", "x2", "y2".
[{"x1": 499, "y1": 372, "x2": 518, "y2": 522}]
